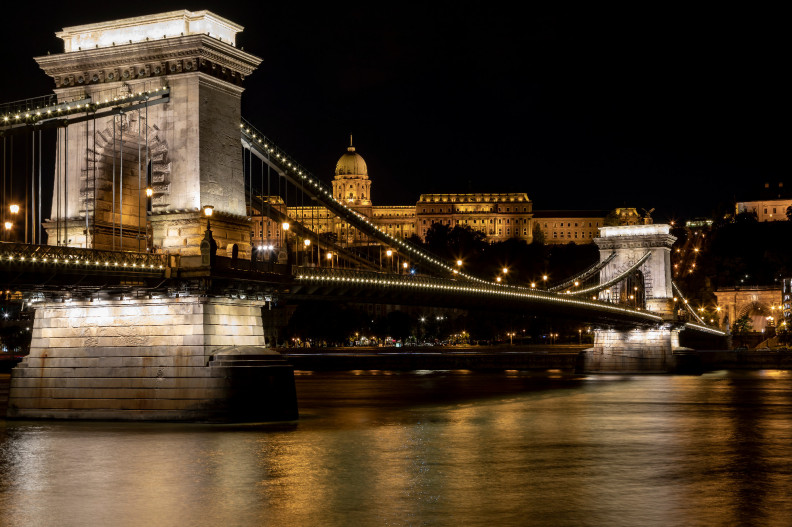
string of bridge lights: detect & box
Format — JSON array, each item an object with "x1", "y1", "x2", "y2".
[
  {"x1": 0, "y1": 87, "x2": 169, "y2": 126},
  {"x1": 294, "y1": 270, "x2": 665, "y2": 323},
  {"x1": 0, "y1": 252, "x2": 164, "y2": 271}
]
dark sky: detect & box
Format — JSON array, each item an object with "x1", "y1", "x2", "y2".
[{"x1": 1, "y1": 3, "x2": 786, "y2": 222}]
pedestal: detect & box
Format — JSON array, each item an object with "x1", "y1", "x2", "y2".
[
  {"x1": 583, "y1": 326, "x2": 692, "y2": 373},
  {"x1": 6, "y1": 296, "x2": 297, "y2": 421}
]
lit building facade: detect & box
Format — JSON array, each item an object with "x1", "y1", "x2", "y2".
[
  {"x1": 533, "y1": 210, "x2": 609, "y2": 244},
  {"x1": 736, "y1": 182, "x2": 792, "y2": 222},
  {"x1": 255, "y1": 140, "x2": 535, "y2": 248}
]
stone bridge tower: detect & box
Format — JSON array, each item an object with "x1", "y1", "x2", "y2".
[
  {"x1": 35, "y1": 10, "x2": 261, "y2": 258},
  {"x1": 594, "y1": 224, "x2": 676, "y2": 315},
  {"x1": 7, "y1": 12, "x2": 297, "y2": 423},
  {"x1": 585, "y1": 223, "x2": 687, "y2": 372}
]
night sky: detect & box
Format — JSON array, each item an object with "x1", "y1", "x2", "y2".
[{"x1": 1, "y1": 3, "x2": 785, "y2": 222}]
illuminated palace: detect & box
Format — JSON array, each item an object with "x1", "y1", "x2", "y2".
[{"x1": 257, "y1": 139, "x2": 535, "y2": 248}]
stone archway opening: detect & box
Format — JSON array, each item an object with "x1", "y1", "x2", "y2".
[
  {"x1": 738, "y1": 301, "x2": 771, "y2": 332},
  {"x1": 84, "y1": 111, "x2": 170, "y2": 251}
]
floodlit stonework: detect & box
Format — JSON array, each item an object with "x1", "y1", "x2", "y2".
[
  {"x1": 7, "y1": 11, "x2": 297, "y2": 422},
  {"x1": 8, "y1": 297, "x2": 297, "y2": 421},
  {"x1": 36, "y1": 10, "x2": 262, "y2": 257},
  {"x1": 584, "y1": 223, "x2": 689, "y2": 372}
]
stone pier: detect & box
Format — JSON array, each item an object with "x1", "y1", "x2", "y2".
[{"x1": 7, "y1": 296, "x2": 297, "y2": 421}]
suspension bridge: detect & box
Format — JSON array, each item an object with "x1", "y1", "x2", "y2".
[{"x1": 0, "y1": 10, "x2": 723, "y2": 422}]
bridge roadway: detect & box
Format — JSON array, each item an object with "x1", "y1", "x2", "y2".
[{"x1": 0, "y1": 241, "x2": 676, "y2": 328}]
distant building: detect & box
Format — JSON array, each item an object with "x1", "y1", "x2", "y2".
[
  {"x1": 532, "y1": 210, "x2": 609, "y2": 244},
  {"x1": 415, "y1": 193, "x2": 533, "y2": 242},
  {"x1": 736, "y1": 181, "x2": 792, "y2": 222},
  {"x1": 254, "y1": 139, "x2": 534, "y2": 247},
  {"x1": 253, "y1": 139, "x2": 642, "y2": 250}
]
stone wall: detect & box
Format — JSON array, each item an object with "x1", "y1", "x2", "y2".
[{"x1": 6, "y1": 297, "x2": 295, "y2": 421}]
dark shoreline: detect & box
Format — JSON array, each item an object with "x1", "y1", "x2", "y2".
[{"x1": 279, "y1": 345, "x2": 587, "y2": 372}]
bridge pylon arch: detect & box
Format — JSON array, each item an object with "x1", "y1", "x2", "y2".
[
  {"x1": 585, "y1": 223, "x2": 691, "y2": 372},
  {"x1": 35, "y1": 10, "x2": 262, "y2": 258}
]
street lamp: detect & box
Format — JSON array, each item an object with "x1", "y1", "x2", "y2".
[
  {"x1": 9, "y1": 204, "x2": 20, "y2": 215},
  {"x1": 542, "y1": 274, "x2": 548, "y2": 288},
  {"x1": 456, "y1": 259, "x2": 463, "y2": 267},
  {"x1": 145, "y1": 187, "x2": 153, "y2": 198},
  {"x1": 326, "y1": 251, "x2": 334, "y2": 268}
]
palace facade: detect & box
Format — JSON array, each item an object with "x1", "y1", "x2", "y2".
[{"x1": 256, "y1": 140, "x2": 535, "y2": 248}]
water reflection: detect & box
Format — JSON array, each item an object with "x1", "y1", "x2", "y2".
[{"x1": 1, "y1": 370, "x2": 791, "y2": 526}]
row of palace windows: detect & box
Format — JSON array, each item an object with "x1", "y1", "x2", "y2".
[
  {"x1": 420, "y1": 227, "x2": 530, "y2": 237},
  {"x1": 423, "y1": 218, "x2": 529, "y2": 226},
  {"x1": 543, "y1": 221, "x2": 601, "y2": 228},
  {"x1": 552, "y1": 231, "x2": 595, "y2": 239},
  {"x1": 421, "y1": 206, "x2": 530, "y2": 213}
]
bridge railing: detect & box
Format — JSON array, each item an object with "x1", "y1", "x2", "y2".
[{"x1": 0, "y1": 242, "x2": 168, "y2": 271}]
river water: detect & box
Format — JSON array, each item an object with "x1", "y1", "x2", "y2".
[{"x1": 1, "y1": 369, "x2": 791, "y2": 526}]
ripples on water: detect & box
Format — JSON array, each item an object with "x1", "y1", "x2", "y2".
[{"x1": 1, "y1": 370, "x2": 792, "y2": 526}]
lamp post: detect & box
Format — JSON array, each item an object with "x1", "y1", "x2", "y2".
[
  {"x1": 8, "y1": 204, "x2": 19, "y2": 243},
  {"x1": 200, "y1": 205, "x2": 216, "y2": 267},
  {"x1": 542, "y1": 274, "x2": 548, "y2": 289},
  {"x1": 203, "y1": 205, "x2": 214, "y2": 228},
  {"x1": 326, "y1": 251, "x2": 334, "y2": 269},
  {"x1": 144, "y1": 188, "x2": 153, "y2": 251},
  {"x1": 303, "y1": 238, "x2": 311, "y2": 265}
]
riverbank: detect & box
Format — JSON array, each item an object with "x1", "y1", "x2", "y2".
[{"x1": 279, "y1": 344, "x2": 587, "y2": 372}]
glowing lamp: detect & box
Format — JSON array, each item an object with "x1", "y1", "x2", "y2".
[
  {"x1": 146, "y1": 187, "x2": 153, "y2": 197},
  {"x1": 203, "y1": 205, "x2": 214, "y2": 217},
  {"x1": 303, "y1": 239, "x2": 311, "y2": 247},
  {"x1": 9, "y1": 204, "x2": 20, "y2": 214},
  {"x1": 282, "y1": 222, "x2": 290, "y2": 231}
]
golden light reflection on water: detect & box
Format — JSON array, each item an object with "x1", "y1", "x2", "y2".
[{"x1": 1, "y1": 371, "x2": 792, "y2": 526}]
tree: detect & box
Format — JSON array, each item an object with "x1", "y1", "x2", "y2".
[
  {"x1": 532, "y1": 222, "x2": 545, "y2": 245},
  {"x1": 734, "y1": 210, "x2": 758, "y2": 224},
  {"x1": 732, "y1": 314, "x2": 753, "y2": 335},
  {"x1": 786, "y1": 206, "x2": 792, "y2": 221}
]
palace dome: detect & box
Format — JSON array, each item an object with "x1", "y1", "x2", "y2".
[{"x1": 335, "y1": 138, "x2": 368, "y2": 178}]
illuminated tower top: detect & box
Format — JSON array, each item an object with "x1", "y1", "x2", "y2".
[
  {"x1": 333, "y1": 136, "x2": 371, "y2": 206},
  {"x1": 56, "y1": 10, "x2": 242, "y2": 52}
]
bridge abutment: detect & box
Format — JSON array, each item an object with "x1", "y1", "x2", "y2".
[
  {"x1": 7, "y1": 296, "x2": 297, "y2": 421},
  {"x1": 585, "y1": 326, "x2": 687, "y2": 372}
]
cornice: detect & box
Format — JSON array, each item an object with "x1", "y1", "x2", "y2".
[
  {"x1": 35, "y1": 35, "x2": 261, "y2": 89},
  {"x1": 594, "y1": 233, "x2": 676, "y2": 250}
]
